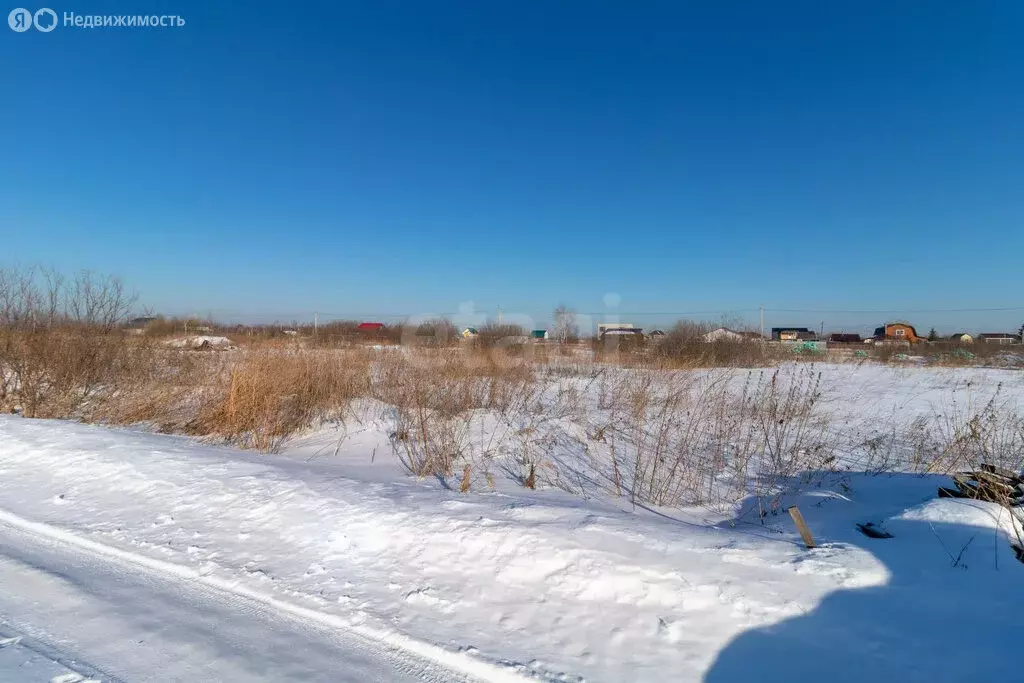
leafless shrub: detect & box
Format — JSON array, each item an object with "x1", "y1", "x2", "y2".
[
  {"x1": 470, "y1": 323, "x2": 529, "y2": 352},
  {"x1": 652, "y1": 321, "x2": 774, "y2": 368},
  {"x1": 575, "y1": 365, "x2": 833, "y2": 510},
  {"x1": 0, "y1": 267, "x2": 138, "y2": 417},
  {"x1": 378, "y1": 348, "x2": 542, "y2": 478},
  {"x1": 921, "y1": 383, "x2": 1024, "y2": 474}
]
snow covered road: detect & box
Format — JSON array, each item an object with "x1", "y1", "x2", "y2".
[{"x1": 0, "y1": 517, "x2": 481, "y2": 683}]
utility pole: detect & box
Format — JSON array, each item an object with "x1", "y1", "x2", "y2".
[
  {"x1": 759, "y1": 305, "x2": 764, "y2": 338},
  {"x1": 314, "y1": 312, "x2": 318, "y2": 335},
  {"x1": 497, "y1": 305, "x2": 502, "y2": 325}
]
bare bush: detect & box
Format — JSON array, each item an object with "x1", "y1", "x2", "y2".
[
  {"x1": 652, "y1": 321, "x2": 773, "y2": 368},
  {"x1": 376, "y1": 348, "x2": 542, "y2": 478},
  {"x1": 574, "y1": 365, "x2": 833, "y2": 510},
  {"x1": 0, "y1": 267, "x2": 137, "y2": 417},
  {"x1": 472, "y1": 323, "x2": 528, "y2": 350},
  {"x1": 921, "y1": 383, "x2": 1024, "y2": 474}
]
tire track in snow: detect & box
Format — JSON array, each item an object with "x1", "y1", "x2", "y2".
[
  {"x1": 0, "y1": 507, "x2": 537, "y2": 683},
  {"x1": 0, "y1": 627, "x2": 117, "y2": 683}
]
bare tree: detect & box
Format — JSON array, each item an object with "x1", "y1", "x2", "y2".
[
  {"x1": 68, "y1": 270, "x2": 135, "y2": 331},
  {"x1": 552, "y1": 305, "x2": 578, "y2": 344}
]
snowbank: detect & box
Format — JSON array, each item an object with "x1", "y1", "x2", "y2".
[{"x1": 2, "y1": 416, "x2": 1023, "y2": 681}]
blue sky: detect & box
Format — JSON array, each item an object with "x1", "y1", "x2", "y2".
[{"x1": 2, "y1": 1, "x2": 1023, "y2": 332}]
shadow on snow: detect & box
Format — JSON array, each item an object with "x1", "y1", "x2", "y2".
[{"x1": 704, "y1": 472, "x2": 1024, "y2": 683}]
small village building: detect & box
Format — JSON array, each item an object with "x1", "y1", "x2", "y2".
[
  {"x1": 978, "y1": 333, "x2": 1019, "y2": 345},
  {"x1": 771, "y1": 327, "x2": 816, "y2": 341},
  {"x1": 598, "y1": 323, "x2": 634, "y2": 335},
  {"x1": 873, "y1": 322, "x2": 922, "y2": 343},
  {"x1": 704, "y1": 328, "x2": 762, "y2": 343}
]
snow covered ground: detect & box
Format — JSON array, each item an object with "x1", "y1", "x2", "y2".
[
  {"x1": 1, "y1": 363, "x2": 1023, "y2": 682},
  {"x1": 0, "y1": 366, "x2": 1019, "y2": 679},
  {"x1": 0, "y1": 519, "x2": 479, "y2": 683},
  {"x1": 0, "y1": 632, "x2": 99, "y2": 683}
]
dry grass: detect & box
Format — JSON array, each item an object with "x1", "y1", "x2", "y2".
[
  {"x1": 0, "y1": 267, "x2": 140, "y2": 418},
  {"x1": 374, "y1": 348, "x2": 540, "y2": 477},
  {"x1": 3, "y1": 328, "x2": 1021, "y2": 510},
  {"x1": 579, "y1": 366, "x2": 833, "y2": 510},
  {"x1": 195, "y1": 348, "x2": 373, "y2": 451},
  {"x1": 1, "y1": 267, "x2": 1020, "y2": 512}
]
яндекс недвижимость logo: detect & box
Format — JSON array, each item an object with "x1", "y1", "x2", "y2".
[
  {"x1": 8, "y1": 7, "x2": 56, "y2": 31},
  {"x1": 8, "y1": 8, "x2": 184, "y2": 30}
]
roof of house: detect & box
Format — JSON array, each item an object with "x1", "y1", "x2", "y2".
[
  {"x1": 600, "y1": 328, "x2": 644, "y2": 336},
  {"x1": 771, "y1": 327, "x2": 811, "y2": 333},
  {"x1": 462, "y1": 327, "x2": 478, "y2": 334},
  {"x1": 531, "y1": 329, "x2": 547, "y2": 338},
  {"x1": 357, "y1": 322, "x2": 385, "y2": 330},
  {"x1": 875, "y1": 322, "x2": 919, "y2": 337},
  {"x1": 979, "y1": 332, "x2": 1018, "y2": 339}
]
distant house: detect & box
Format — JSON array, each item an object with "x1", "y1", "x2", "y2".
[
  {"x1": 127, "y1": 316, "x2": 157, "y2": 328},
  {"x1": 704, "y1": 327, "x2": 762, "y2": 343},
  {"x1": 125, "y1": 316, "x2": 157, "y2": 335},
  {"x1": 598, "y1": 323, "x2": 634, "y2": 334},
  {"x1": 873, "y1": 322, "x2": 922, "y2": 343},
  {"x1": 771, "y1": 327, "x2": 816, "y2": 341},
  {"x1": 647, "y1": 329, "x2": 666, "y2": 339},
  {"x1": 531, "y1": 329, "x2": 548, "y2": 340},
  {"x1": 358, "y1": 322, "x2": 385, "y2": 331},
  {"x1": 949, "y1": 333, "x2": 973, "y2": 344},
  {"x1": 283, "y1": 329, "x2": 299, "y2": 337},
  {"x1": 704, "y1": 327, "x2": 743, "y2": 343},
  {"x1": 828, "y1": 333, "x2": 862, "y2": 344},
  {"x1": 461, "y1": 327, "x2": 479, "y2": 339},
  {"x1": 978, "y1": 333, "x2": 1019, "y2": 345},
  {"x1": 599, "y1": 327, "x2": 644, "y2": 338},
  {"x1": 598, "y1": 327, "x2": 645, "y2": 350}
]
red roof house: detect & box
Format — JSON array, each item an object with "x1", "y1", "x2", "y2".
[{"x1": 357, "y1": 322, "x2": 385, "y2": 331}]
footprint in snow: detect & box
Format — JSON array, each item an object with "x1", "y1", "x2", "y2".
[{"x1": 405, "y1": 587, "x2": 456, "y2": 613}]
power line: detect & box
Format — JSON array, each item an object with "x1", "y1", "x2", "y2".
[
  {"x1": 158, "y1": 305, "x2": 1024, "y2": 322},
  {"x1": 765, "y1": 306, "x2": 1024, "y2": 314}
]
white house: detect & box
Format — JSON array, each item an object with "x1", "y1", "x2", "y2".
[
  {"x1": 703, "y1": 327, "x2": 744, "y2": 343},
  {"x1": 598, "y1": 323, "x2": 634, "y2": 334}
]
